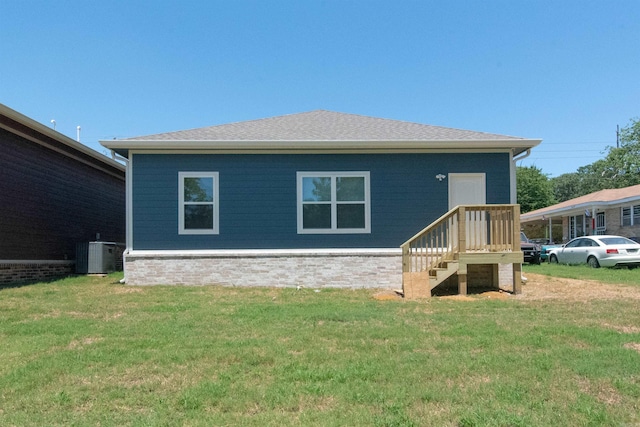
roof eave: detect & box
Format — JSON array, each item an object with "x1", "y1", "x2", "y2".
[
  {"x1": 521, "y1": 195, "x2": 640, "y2": 222},
  {"x1": 1, "y1": 103, "x2": 125, "y2": 172},
  {"x1": 100, "y1": 138, "x2": 541, "y2": 155}
]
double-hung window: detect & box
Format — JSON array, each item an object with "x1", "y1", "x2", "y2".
[
  {"x1": 297, "y1": 172, "x2": 370, "y2": 234},
  {"x1": 622, "y1": 204, "x2": 640, "y2": 227},
  {"x1": 622, "y1": 207, "x2": 632, "y2": 226},
  {"x1": 178, "y1": 172, "x2": 219, "y2": 234}
]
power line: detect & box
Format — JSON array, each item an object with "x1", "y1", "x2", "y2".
[
  {"x1": 538, "y1": 142, "x2": 612, "y2": 146},
  {"x1": 528, "y1": 156, "x2": 603, "y2": 159}
]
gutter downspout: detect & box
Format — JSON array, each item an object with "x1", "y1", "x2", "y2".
[
  {"x1": 513, "y1": 148, "x2": 532, "y2": 163},
  {"x1": 512, "y1": 149, "x2": 533, "y2": 284},
  {"x1": 111, "y1": 150, "x2": 130, "y2": 284},
  {"x1": 111, "y1": 150, "x2": 128, "y2": 164},
  {"x1": 510, "y1": 149, "x2": 532, "y2": 204}
]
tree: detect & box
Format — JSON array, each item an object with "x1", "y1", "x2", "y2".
[
  {"x1": 550, "y1": 117, "x2": 640, "y2": 202},
  {"x1": 606, "y1": 117, "x2": 640, "y2": 186},
  {"x1": 619, "y1": 117, "x2": 640, "y2": 147},
  {"x1": 552, "y1": 172, "x2": 582, "y2": 203},
  {"x1": 516, "y1": 166, "x2": 556, "y2": 213}
]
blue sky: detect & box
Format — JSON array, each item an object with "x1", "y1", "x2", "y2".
[{"x1": 2, "y1": 0, "x2": 639, "y2": 177}]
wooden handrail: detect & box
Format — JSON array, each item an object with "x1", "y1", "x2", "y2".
[{"x1": 401, "y1": 204, "x2": 520, "y2": 275}]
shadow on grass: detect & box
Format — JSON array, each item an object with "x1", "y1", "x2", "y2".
[
  {"x1": 0, "y1": 275, "x2": 72, "y2": 291},
  {"x1": 432, "y1": 282, "x2": 513, "y2": 297},
  {"x1": 0, "y1": 273, "x2": 122, "y2": 291}
]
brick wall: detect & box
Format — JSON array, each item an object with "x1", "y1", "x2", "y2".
[
  {"x1": 124, "y1": 250, "x2": 403, "y2": 289},
  {"x1": 604, "y1": 207, "x2": 640, "y2": 238},
  {"x1": 0, "y1": 261, "x2": 75, "y2": 285},
  {"x1": 123, "y1": 250, "x2": 521, "y2": 295},
  {"x1": 559, "y1": 209, "x2": 640, "y2": 240}
]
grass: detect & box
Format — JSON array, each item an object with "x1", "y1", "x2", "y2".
[
  {"x1": 1, "y1": 273, "x2": 639, "y2": 426},
  {"x1": 524, "y1": 262, "x2": 640, "y2": 287}
]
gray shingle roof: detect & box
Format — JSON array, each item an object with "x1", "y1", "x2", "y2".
[
  {"x1": 123, "y1": 110, "x2": 526, "y2": 142},
  {"x1": 521, "y1": 184, "x2": 640, "y2": 221}
]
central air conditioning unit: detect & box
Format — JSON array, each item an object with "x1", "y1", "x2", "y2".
[{"x1": 76, "y1": 242, "x2": 117, "y2": 274}]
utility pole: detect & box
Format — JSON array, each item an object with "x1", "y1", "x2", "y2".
[{"x1": 616, "y1": 125, "x2": 620, "y2": 148}]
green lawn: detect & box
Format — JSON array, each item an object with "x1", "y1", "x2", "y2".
[
  {"x1": 1, "y1": 273, "x2": 639, "y2": 426},
  {"x1": 524, "y1": 262, "x2": 640, "y2": 287}
]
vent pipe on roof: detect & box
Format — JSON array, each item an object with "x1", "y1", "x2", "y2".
[
  {"x1": 76, "y1": 125, "x2": 81, "y2": 142},
  {"x1": 50, "y1": 119, "x2": 56, "y2": 130}
]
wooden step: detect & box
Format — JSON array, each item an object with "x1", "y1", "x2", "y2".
[
  {"x1": 402, "y1": 262, "x2": 460, "y2": 299},
  {"x1": 429, "y1": 261, "x2": 459, "y2": 290}
]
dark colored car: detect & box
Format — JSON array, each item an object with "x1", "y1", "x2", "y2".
[{"x1": 520, "y1": 232, "x2": 541, "y2": 264}]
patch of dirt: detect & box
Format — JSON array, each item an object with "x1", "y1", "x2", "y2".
[
  {"x1": 577, "y1": 377, "x2": 623, "y2": 405},
  {"x1": 113, "y1": 286, "x2": 144, "y2": 294},
  {"x1": 393, "y1": 273, "x2": 640, "y2": 303},
  {"x1": 516, "y1": 273, "x2": 640, "y2": 302},
  {"x1": 624, "y1": 343, "x2": 640, "y2": 354},
  {"x1": 602, "y1": 323, "x2": 640, "y2": 334},
  {"x1": 478, "y1": 291, "x2": 510, "y2": 300},
  {"x1": 373, "y1": 290, "x2": 403, "y2": 301},
  {"x1": 435, "y1": 290, "x2": 510, "y2": 301},
  {"x1": 439, "y1": 295, "x2": 476, "y2": 301},
  {"x1": 67, "y1": 337, "x2": 103, "y2": 350}
]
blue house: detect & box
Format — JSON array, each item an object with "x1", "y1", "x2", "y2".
[{"x1": 101, "y1": 110, "x2": 540, "y2": 293}]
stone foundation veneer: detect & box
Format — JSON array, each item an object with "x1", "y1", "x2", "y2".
[{"x1": 124, "y1": 249, "x2": 404, "y2": 289}]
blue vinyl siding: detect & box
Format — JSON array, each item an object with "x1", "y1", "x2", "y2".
[{"x1": 132, "y1": 153, "x2": 511, "y2": 250}]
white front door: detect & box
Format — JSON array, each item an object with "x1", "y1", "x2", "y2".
[
  {"x1": 448, "y1": 174, "x2": 487, "y2": 249},
  {"x1": 448, "y1": 173, "x2": 486, "y2": 209}
]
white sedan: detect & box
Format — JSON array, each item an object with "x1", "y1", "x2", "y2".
[{"x1": 548, "y1": 235, "x2": 640, "y2": 268}]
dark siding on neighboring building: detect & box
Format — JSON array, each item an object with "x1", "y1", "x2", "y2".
[
  {"x1": 0, "y1": 127, "x2": 125, "y2": 260},
  {"x1": 131, "y1": 152, "x2": 510, "y2": 250}
]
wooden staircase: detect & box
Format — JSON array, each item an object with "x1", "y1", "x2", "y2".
[
  {"x1": 431, "y1": 260, "x2": 459, "y2": 285},
  {"x1": 401, "y1": 205, "x2": 524, "y2": 299}
]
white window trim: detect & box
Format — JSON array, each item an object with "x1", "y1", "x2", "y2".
[
  {"x1": 569, "y1": 214, "x2": 585, "y2": 239},
  {"x1": 178, "y1": 172, "x2": 219, "y2": 235},
  {"x1": 622, "y1": 206, "x2": 630, "y2": 226},
  {"x1": 297, "y1": 171, "x2": 371, "y2": 234},
  {"x1": 622, "y1": 204, "x2": 640, "y2": 226},
  {"x1": 620, "y1": 205, "x2": 640, "y2": 227}
]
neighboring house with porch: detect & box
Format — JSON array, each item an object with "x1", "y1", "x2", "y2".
[
  {"x1": 101, "y1": 110, "x2": 540, "y2": 297},
  {"x1": 520, "y1": 184, "x2": 640, "y2": 243},
  {"x1": 0, "y1": 103, "x2": 126, "y2": 284}
]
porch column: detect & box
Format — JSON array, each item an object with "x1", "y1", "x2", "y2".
[
  {"x1": 458, "y1": 207, "x2": 467, "y2": 295},
  {"x1": 513, "y1": 263, "x2": 522, "y2": 294},
  {"x1": 491, "y1": 264, "x2": 499, "y2": 289},
  {"x1": 458, "y1": 273, "x2": 467, "y2": 295},
  {"x1": 513, "y1": 205, "x2": 522, "y2": 294}
]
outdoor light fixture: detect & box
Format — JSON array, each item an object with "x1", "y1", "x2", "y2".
[{"x1": 435, "y1": 174, "x2": 446, "y2": 181}]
